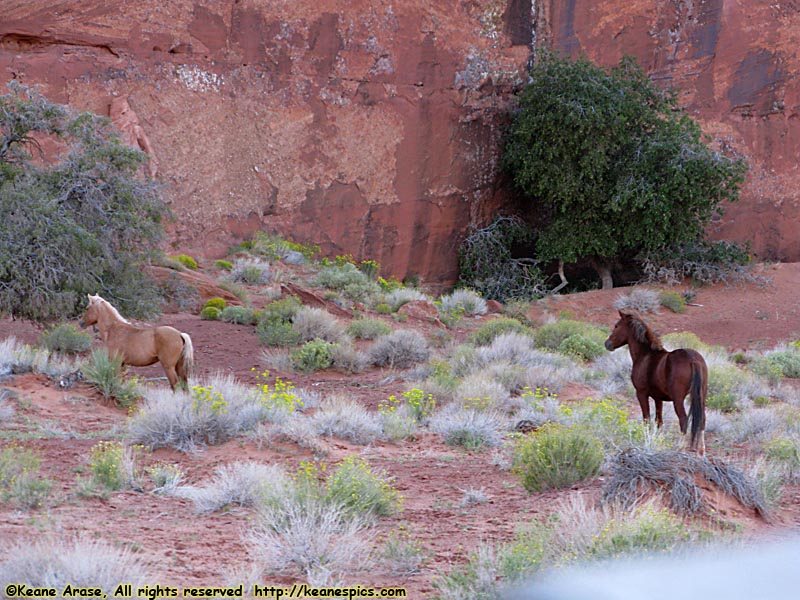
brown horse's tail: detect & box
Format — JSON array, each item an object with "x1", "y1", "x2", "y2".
[
  {"x1": 689, "y1": 360, "x2": 706, "y2": 454},
  {"x1": 178, "y1": 333, "x2": 194, "y2": 385}
]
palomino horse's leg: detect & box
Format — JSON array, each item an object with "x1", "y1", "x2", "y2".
[
  {"x1": 163, "y1": 365, "x2": 179, "y2": 391},
  {"x1": 175, "y1": 360, "x2": 189, "y2": 390}
]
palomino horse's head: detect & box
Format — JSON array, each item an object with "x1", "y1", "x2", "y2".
[{"x1": 79, "y1": 294, "x2": 105, "y2": 329}]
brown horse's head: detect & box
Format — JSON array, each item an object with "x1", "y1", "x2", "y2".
[{"x1": 605, "y1": 309, "x2": 664, "y2": 352}]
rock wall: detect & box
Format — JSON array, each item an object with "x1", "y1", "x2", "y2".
[
  {"x1": 542, "y1": 0, "x2": 800, "y2": 262},
  {"x1": 1, "y1": 0, "x2": 798, "y2": 284},
  {"x1": 0, "y1": 0, "x2": 529, "y2": 285}
]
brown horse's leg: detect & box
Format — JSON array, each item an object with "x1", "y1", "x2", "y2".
[
  {"x1": 636, "y1": 390, "x2": 651, "y2": 422},
  {"x1": 671, "y1": 395, "x2": 688, "y2": 434},
  {"x1": 654, "y1": 399, "x2": 664, "y2": 428}
]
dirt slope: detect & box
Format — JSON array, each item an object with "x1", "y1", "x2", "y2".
[{"x1": 1, "y1": 264, "x2": 799, "y2": 595}]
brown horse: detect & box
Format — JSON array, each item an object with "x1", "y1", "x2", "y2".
[
  {"x1": 79, "y1": 294, "x2": 194, "y2": 390},
  {"x1": 605, "y1": 309, "x2": 707, "y2": 455}
]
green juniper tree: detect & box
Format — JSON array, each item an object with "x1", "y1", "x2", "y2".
[
  {"x1": 503, "y1": 52, "x2": 747, "y2": 289},
  {"x1": 0, "y1": 83, "x2": 167, "y2": 321}
]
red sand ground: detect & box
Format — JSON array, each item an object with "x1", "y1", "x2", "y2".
[{"x1": 1, "y1": 262, "x2": 799, "y2": 596}]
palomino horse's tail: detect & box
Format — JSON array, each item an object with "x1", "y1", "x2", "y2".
[
  {"x1": 689, "y1": 361, "x2": 706, "y2": 455},
  {"x1": 178, "y1": 333, "x2": 194, "y2": 384}
]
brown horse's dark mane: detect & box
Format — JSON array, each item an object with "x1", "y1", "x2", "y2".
[{"x1": 621, "y1": 309, "x2": 665, "y2": 352}]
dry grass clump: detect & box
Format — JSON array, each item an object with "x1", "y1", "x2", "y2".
[
  {"x1": 178, "y1": 461, "x2": 292, "y2": 513},
  {"x1": 429, "y1": 403, "x2": 505, "y2": 449},
  {"x1": 368, "y1": 329, "x2": 431, "y2": 369},
  {"x1": 438, "y1": 288, "x2": 488, "y2": 316},
  {"x1": 248, "y1": 498, "x2": 373, "y2": 584},
  {"x1": 613, "y1": 288, "x2": 661, "y2": 313},
  {"x1": 127, "y1": 373, "x2": 267, "y2": 451},
  {"x1": 292, "y1": 307, "x2": 347, "y2": 343},
  {"x1": 455, "y1": 372, "x2": 510, "y2": 408},
  {"x1": 330, "y1": 342, "x2": 368, "y2": 374},
  {"x1": 384, "y1": 287, "x2": 430, "y2": 311},
  {"x1": 226, "y1": 257, "x2": 272, "y2": 285},
  {"x1": 0, "y1": 536, "x2": 149, "y2": 592},
  {"x1": 602, "y1": 448, "x2": 768, "y2": 518},
  {"x1": 0, "y1": 336, "x2": 79, "y2": 379},
  {"x1": 308, "y1": 396, "x2": 384, "y2": 444}
]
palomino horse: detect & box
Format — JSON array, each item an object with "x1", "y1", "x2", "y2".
[
  {"x1": 79, "y1": 294, "x2": 194, "y2": 391},
  {"x1": 605, "y1": 309, "x2": 707, "y2": 455}
]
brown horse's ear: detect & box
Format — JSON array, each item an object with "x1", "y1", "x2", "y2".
[{"x1": 618, "y1": 308, "x2": 635, "y2": 319}]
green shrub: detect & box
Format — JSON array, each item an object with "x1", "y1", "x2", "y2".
[
  {"x1": 640, "y1": 240, "x2": 762, "y2": 286},
  {"x1": 662, "y1": 331, "x2": 709, "y2": 351},
  {"x1": 324, "y1": 456, "x2": 401, "y2": 519},
  {"x1": 249, "y1": 231, "x2": 320, "y2": 262},
  {"x1": 588, "y1": 507, "x2": 690, "y2": 560},
  {"x1": 313, "y1": 263, "x2": 381, "y2": 302},
  {"x1": 291, "y1": 339, "x2": 335, "y2": 373},
  {"x1": 172, "y1": 254, "x2": 198, "y2": 270},
  {"x1": 203, "y1": 297, "x2": 227, "y2": 311},
  {"x1": 260, "y1": 297, "x2": 302, "y2": 323},
  {"x1": 381, "y1": 388, "x2": 436, "y2": 424},
  {"x1": 346, "y1": 318, "x2": 392, "y2": 340},
  {"x1": 0, "y1": 445, "x2": 52, "y2": 509},
  {"x1": 256, "y1": 320, "x2": 301, "y2": 347},
  {"x1": 558, "y1": 334, "x2": 605, "y2": 361},
  {"x1": 534, "y1": 319, "x2": 607, "y2": 353},
  {"x1": 374, "y1": 303, "x2": 392, "y2": 314},
  {"x1": 82, "y1": 348, "x2": 141, "y2": 408},
  {"x1": 215, "y1": 259, "x2": 233, "y2": 270},
  {"x1": 752, "y1": 351, "x2": 800, "y2": 381},
  {"x1": 512, "y1": 423, "x2": 604, "y2": 492},
  {"x1": 568, "y1": 396, "x2": 640, "y2": 449},
  {"x1": 256, "y1": 297, "x2": 303, "y2": 346},
  {"x1": 706, "y1": 365, "x2": 748, "y2": 412},
  {"x1": 199, "y1": 306, "x2": 221, "y2": 320},
  {"x1": 39, "y1": 323, "x2": 92, "y2": 354},
  {"x1": 0, "y1": 82, "x2": 167, "y2": 322},
  {"x1": 469, "y1": 317, "x2": 533, "y2": 346},
  {"x1": 87, "y1": 441, "x2": 126, "y2": 491},
  {"x1": 750, "y1": 358, "x2": 784, "y2": 385},
  {"x1": 658, "y1": 290, "x2": 686, "y2": 313},
  {"x1": 219, "y1": 305, "x2": 256, "y2": 325}
]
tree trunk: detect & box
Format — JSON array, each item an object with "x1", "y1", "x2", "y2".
[
  {"x1": 599, "y1": 265, "x2": 614, "y2": 289},
  {"x1": 551, "y1": 259, "x2": 568, "y2": 294},
  {"x1": 591, "y1": 258, "x2": 614, "y2": 289}
]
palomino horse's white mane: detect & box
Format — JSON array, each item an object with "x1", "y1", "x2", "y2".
[{"x1": 88, "y1": 294, "x2": 131, "y2": 324}]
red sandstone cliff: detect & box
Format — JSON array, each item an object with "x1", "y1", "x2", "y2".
[{"x1": 1, "y1": 1, "x2": 798, "y2": 283}]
